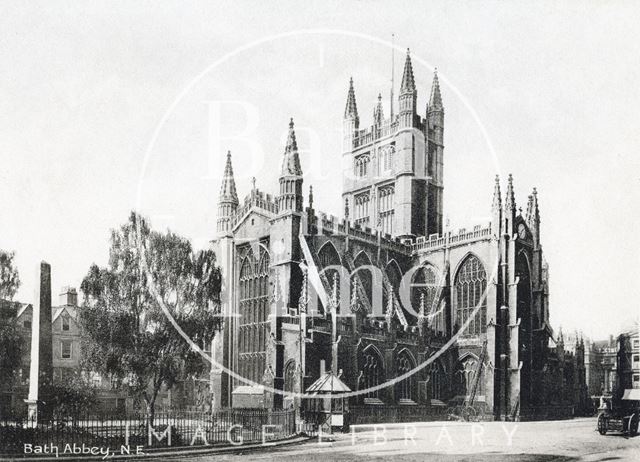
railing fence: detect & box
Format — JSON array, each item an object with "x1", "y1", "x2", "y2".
[{"x1": 0, "y1": 408, "x2": 297, "y2": 455}]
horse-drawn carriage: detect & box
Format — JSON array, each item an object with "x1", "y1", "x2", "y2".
[{"x1": 597, "y1": 389, "x2": 640, "y2": 436}]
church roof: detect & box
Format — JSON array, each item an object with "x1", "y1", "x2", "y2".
[{"x1": 280, "y1": 118, "x2": 303, "y2": 176}]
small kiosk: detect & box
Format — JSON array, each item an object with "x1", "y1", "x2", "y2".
[{"x1": 305, "y1": 371, "x2": 351, "y2": 433}]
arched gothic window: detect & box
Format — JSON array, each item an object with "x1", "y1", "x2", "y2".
[
  {"x1": 412, "y1": 264, "x2": 445, "y2": 334},
  {"x1": 428, "y1": 361, "x2": 446, "y2": 401},
  {"x1": 378, "y1": 186, "x2": 395, "y2": 235},
  {"x1": 354, "y1": 192, "x2": 370, "y2": 227},
  {"x1": 238, "y1": 246, "x2": 270, "y2": 383},
  {"x1": 382, "y1": 145, "x2": 395, "y2": 172},
  {"x1": 454, "y1": 255, "x2": 487, "y2": 337},
  {"x1": 362, "y1": 346, "x2": 384, "y2": 401},
  {"x1": 354, "y1": 154, "x2": 370, "y2": 178},
  {"x1": 284, "y1": 360, "x2": 297, "y2": 393},
  {"x1": 395, "y1": 351, "x2": 415, "y2": 402}
]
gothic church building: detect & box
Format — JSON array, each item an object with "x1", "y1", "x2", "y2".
[{"x1": 211, "y1": 50, "x2": 580, "y2": 420}]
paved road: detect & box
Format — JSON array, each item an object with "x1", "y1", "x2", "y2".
[{"x1": 167, "y1": 418, "x2": 639, "y2": 461}]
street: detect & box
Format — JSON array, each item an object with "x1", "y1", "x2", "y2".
[{"x1": 169, "y1": 418, "x2": 639, "y2": 462}]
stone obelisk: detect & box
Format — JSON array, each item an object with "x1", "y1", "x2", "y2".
[{"x1": 25, "y1": 262, "x2": 53, "y2": 423}]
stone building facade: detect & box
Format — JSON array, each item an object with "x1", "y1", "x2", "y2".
[
  {"x1": 582, "y1": 329, "x2": 640, "y2": 410},
  {"x1": 1, "y1": 286, "x2": 137, "y2": 415},
  {"x1": 208, "y1": 50, "x2": 586, "y2": 420}
]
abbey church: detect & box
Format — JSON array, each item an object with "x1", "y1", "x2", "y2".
[{"x1": 211, "y1": 50, "x2": 589, "y2": 421}]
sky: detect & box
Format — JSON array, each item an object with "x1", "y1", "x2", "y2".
[{"x1": 0, "y1": 1, "x2": 639, "y2": 339}]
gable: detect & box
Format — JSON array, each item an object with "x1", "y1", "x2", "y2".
[
  {"x1": 52, "y1": 306, "x2": 79, "y2": 330},
  {"x1": 233, "y1": 209, "x2": 273, "y2": 241}
]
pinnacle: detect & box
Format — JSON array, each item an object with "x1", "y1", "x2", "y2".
[
  {"x1": 526, "y1": 195, "x2": 534, "y2": 224},
  {"x1": 219, "y1": 150, "x2": 238, "y2": 204},
  {"x1": 281, "y1": 118, "x2": 303, "y2": 176},
  {"x1": 344, "y1": 77, "x2": 359, "y2": 121},
  {"x1": 374, "y1": 92, "x2": 384, "y2": 124},
  {"x1": 400, "y1": 49, "x2": 416, "y2": 94},
  {"x1": 429, "y1": 69, "x2": 443, "y2": 109},
  {"x1": 492, "y1": 174, "x2": 502, "y2": 209},
  {"x1": 504, "y1": 173, "x2": 516, "y2": 212},
  {"x1": 531, "y1": 187, "x2": 540, "y2": 221}
]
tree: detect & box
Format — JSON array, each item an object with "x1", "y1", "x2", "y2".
[
  {"x1": 0, "y1": 250, "x2": 22, "y2": 391},
  {"x1": 0, "y1": 250, "x2": 20, "y2": 300},
  {"x1": 46, "y1": 373, "x2": 98, "y2": 417},
  {"x1": 79, "y1": 212, "x2": 221, "y2": 424}
]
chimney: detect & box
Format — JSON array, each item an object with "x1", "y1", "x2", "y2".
[{"x1": 59, "y1": 286, "x2": 78, "y2": 306}]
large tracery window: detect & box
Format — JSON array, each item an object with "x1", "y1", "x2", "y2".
[
  {"x1": 395, "y1": 351, "x2": 415, "y2": 402},
  {"x1": 362, "y1": 346, "x2": 384, "y2": 401},
  {"x1": 454, "y1": 255, "x2": 487, "y2": 337},
  {"x1": 238, "y1": 246, "x2": 270, "y2": 384}
]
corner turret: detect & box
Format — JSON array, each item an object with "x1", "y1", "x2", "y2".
[
  {"x1": 216, "y1": 151, "x2": 239, "y2": 236},
  {"x1": 277, "y1": 118, "x2": 304, "y2": 214},
  {"x1": 343, "y1": 77, "x2": 359, "y2": 150}
]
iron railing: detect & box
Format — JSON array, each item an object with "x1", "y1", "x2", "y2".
[{"x1": 0, "y1": 408, "x2": 297, "y2": 455}]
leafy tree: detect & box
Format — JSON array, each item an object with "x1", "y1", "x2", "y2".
[
  {"x1": 46, "y1": 373, "x2": 98, "y2": 417},
  {"x1": 0, "y1": 250, "x2": 22, "y2": 391},
  {"x1": 0, "y1": 250, "x2": 20, "y2": 300},
  {"x1": 79, "y1": 212, "x2": 221, "y2": 424}
]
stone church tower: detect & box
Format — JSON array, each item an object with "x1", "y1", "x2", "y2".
[{"x1": 342, "y1": 50, "x2": 444, "y2": 240}]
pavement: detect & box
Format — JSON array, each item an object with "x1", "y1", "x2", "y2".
[{"x1": 165, "y1": 417, "x2": 640, "y2": 461}]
